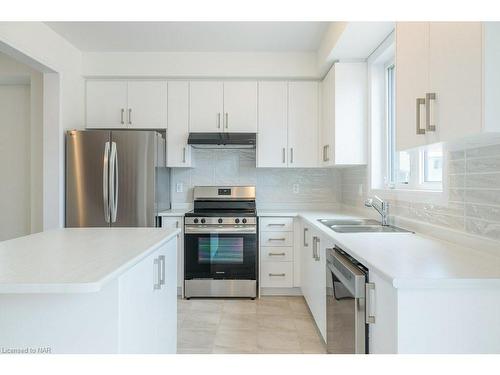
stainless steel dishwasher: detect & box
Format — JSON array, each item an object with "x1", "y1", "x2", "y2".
[{"x1": 326, "y1": 246, "x2": 375, "y2": 354}]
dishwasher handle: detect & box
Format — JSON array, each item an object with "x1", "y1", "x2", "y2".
[{"x1": 365, "y1": 282, "x2": 376, "y2": 324}]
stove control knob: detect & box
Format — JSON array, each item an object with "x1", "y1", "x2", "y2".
[
  {"x1": 218, "y1": 218, "x2": 223, "y2": 224},
  {"x1": 201, "y1": 218, "x2": 206, "y2": 224},
  {"x1": 235, "y1": 218, "x2": 240, "y2": 224},
  {"x1": 242, "y1": 218, "x2": 247, "y2": 224},
  {"x1": 193, "y1": 218, "x2": 199, "y2": 224}
]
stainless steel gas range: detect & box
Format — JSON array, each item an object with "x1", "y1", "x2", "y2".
[{"x1": 184, "y1": 186, "x2": 258, "y2": 299}]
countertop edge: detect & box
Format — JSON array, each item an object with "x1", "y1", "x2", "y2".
[
  {"x1": 269, "y1": 211, "x2": 500, "y2": 290},
  {"x1": 0, "y1": 228, "x2": 181, "y2": 294}
]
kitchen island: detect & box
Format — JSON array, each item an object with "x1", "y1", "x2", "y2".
[{"x1": 0, "y1": 228, "x2": 179, "y2": 354}]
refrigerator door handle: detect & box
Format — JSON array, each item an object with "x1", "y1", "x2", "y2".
[
  {"x1": 103, "y1": 141, "x2": 111, "y2": 223},
  {"x1": 109, "y1": 142, "x2": 118, "y2": 223}
]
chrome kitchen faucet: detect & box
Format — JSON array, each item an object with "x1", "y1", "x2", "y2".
[{"x1": 364, "y1": 196, "x2": 389, "y2": 226}]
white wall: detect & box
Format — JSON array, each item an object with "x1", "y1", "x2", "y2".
[
  {"x1": 83, "y1": 51, "x2": 318, "y2": 78},
  {"x1": 0, "y1": 84, "x2": 30, "y2": 240},
  {"x1": 0, "y1": 22, "x2": 84, "y2": 230},
  {"x1": 0, "y1": 52, "x2": 43, "y2": 235}
]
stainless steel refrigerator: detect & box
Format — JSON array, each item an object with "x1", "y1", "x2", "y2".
[{"x1": 65, "y1": 130, "x2": 170, "y2": 227}]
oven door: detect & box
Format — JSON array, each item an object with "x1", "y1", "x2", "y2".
[{"x1": 184, "y1": 230, "x2": 257, "y2": 280}]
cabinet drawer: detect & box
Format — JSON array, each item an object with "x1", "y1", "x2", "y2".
[
  {"x1": 161, "y1": 217, "x2": 183, "y2": 230},
  {"x1": 260, "y1": 262, "x2": 293, "y2": 288},
  {"x1": 260, "y1": 231, "x2": 293, "y2": 247},
  {"x1": 259, "y1": 217, "x2": 293, "y2": 232},
  {"x1": 260, "y1": 246, "x2": 292, "y2": 262}
]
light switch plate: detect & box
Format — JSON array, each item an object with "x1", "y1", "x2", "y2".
[{"x1": 176, "y1": 183, "x2": 183, "y2": 193}]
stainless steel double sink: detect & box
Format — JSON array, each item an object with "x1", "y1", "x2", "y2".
[{"x1": 318, "y1": 218, "x2": 412, "y2": 233}]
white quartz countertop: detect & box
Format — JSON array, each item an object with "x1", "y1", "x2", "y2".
[
  {"x1": 258, "y1": 209, "x2": 500, "y2": 288},
  {"x1": 0, "y1": 228, "x2": 180, "y2": 294},
  {"x1": 158, "y1": 209, "x2": 191, "y2": 217}
]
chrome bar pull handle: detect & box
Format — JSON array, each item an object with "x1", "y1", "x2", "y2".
[
  {"x1": 153, "y1": 257, "x2": 161, "y2": 290},
  {"x1": 182, "y1": 147, "x2": 186, "y2": 163},
  {"x1": 102, "y1": 141, "x2": 110, "y2": 223},
  {"x1": 159, "y1": 255, "x2": 166, "y2": 286},
  {"x1": 365, "y1": 283, "x2": 376, "y2": 324},
  {"x1": 268, "y1": 237, "x2": 286, "y2": 241},
  {"x1": 268, "y1": 252, "x2": 286, "y2": 256},
  {"x1": 269, "y1": 273, "x2": 286, "y2": 277},
  {"x1": 282, "y1": 147, "x2": 286, "y2": 164},
  {"x1": 128, "y1": 109, "x2": 132, "y2": 125},
  {"x1": 217, "y1": 113, "x2": 221, "y2": 129},
  {"x1": 325, "y1": 145, "x2": 330, "y2": 162},
  {"x1": 303, "y1": 227, "x2": 309, "y2": 247},
  {"x1": 312, "y1": 236, "x2": 317, "y2": 259},
  {"x1": 225, "y1": 113, "x2": 228, "y2": 129},
  {"x1": 425, "y1": 93, "x2": 436, "y2": 131},
  {"x1": 416, "y1": 98, "x2": 426, "y2": 135},
  {"x1": 315, "y1": 237, "x2": 320, "y2": 261},
  {"x1": 267, "y1": 223, "x2": 285, "y2": 227},
  {"x1": 290, "y1": 148, "x2": 294, "y2": 164},
  {"x1": 109, "y1": 142, "x2": 118, "y2": 223},
  {"x1": 120, "y1": 109, "x2": 125, "y2": 125}
]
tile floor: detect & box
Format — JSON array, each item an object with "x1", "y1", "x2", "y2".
[{"x1": 177, "y1": 296, "x2": 327, "y2": 354}]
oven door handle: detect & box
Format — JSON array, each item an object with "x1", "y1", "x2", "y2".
[{"x1": 184, "y1": 225, "x2": 257, "y2": 234}]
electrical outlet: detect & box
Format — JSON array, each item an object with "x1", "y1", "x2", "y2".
[
  {"x1": 293, "y1": 184, "x2": 299, "y2": 194},
  {"x1": 176, "y1": 183, "x2": 183, "y2": 193}
]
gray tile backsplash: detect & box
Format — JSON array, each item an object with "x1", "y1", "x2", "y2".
[
  {"x1": 341, "y1": 142, "x2": 500, "y2": 242},
  {"x1": 170, "y1": 149, "x2": 341, "y2": 209}
]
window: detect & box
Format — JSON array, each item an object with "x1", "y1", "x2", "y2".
[
  {"x1": 369, "y1": 32, "x2": 443, "y2": 193},
  {"x1": 386, "y1": 64, "x2": 396, "y2": 185},
  {"x1": 423, "y1": 148, "x2": 443, "y2": 183}
]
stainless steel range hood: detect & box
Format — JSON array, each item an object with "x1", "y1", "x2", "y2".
[{"x1": 187, "y1": 133, "x2": 256, "y2": 149}]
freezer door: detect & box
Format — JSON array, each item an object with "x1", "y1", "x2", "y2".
[
  {"x1": 110, "y1": 131, "x2": 157, "y2": 227},
  {"x1": 66, "y1": 130, "x2": 112, "y2": 227}
]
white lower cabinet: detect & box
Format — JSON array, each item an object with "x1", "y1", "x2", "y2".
[
  {"x1": 161, "y1": 216, "x2": 184, "y2": 295},
  {"x1": 260, "y1": 231, "x2": 293, "y2": 247},
  {"x1": 119, "y1": 238, "x2": 177, "y2": 353},
  {"x1": 260, "y1": 262, "x2": 294, "y2": 288},
  {"x1": 259, "y1": 217, "x2": 297, "y2": 292},
  {"x1": 300, "y1": 221, "x2": 328, "y2": 341},
  {"x1": 368, "y1": 270, "x2": 397, "y2": 354}
]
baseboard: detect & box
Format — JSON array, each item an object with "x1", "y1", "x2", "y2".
[{"x1": 259, "y1": 287, "x2": 303, "y2": 296}]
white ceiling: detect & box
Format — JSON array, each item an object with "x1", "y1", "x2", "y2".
[{"x1": 45, "y1": 22, "x2": 330, "y2": 53}]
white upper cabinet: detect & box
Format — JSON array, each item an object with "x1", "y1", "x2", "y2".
[
  {"x1": 223, "y1": 81, "x2": 258, "y2": 132},
  {"x1": 396, "y1": 22, "x2": 500, "y2": 151},
  {"x1": 167, "y1": 81, "x2": 191, "y2": 167},
  {"x1": 320, "y1": 62, "x2": 367, "y2": 166},
  {"x1": 257, "y1": 81, "x2": 288, "y2": 167},
  {"x1": 86, "y1": 81, "x2": 128, "y2": 128},
  {"x1": 189, "y1": 81, "x2": 224, "y2": 132},
  {"x1": 288, "y1": 81, "x2": 319, "y2": 168},
  {"x1": 127, "y1": 81, "x2": 167, "y2": 129},
  {"x1": 189, "y1": 81, "x2": 257, "y2": 133},
  {"x1": 428, "y1": 23, "x2": 482, "y2": 143},
  {"x1": 86, "y1": 80, "x2": 166, "y2": 129}
]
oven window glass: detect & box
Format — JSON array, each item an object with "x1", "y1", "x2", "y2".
[{"x1": 198, "y1": 237, "x2": 244, "y2": 264}]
